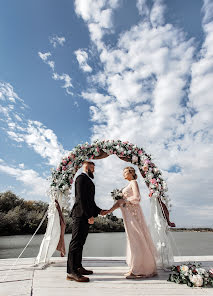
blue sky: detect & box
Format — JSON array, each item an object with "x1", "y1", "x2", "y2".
[{"x1": 0, "y1": 0, "x2": 213, "y2": 227}]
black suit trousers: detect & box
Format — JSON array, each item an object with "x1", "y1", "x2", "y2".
[{"x1": 67, "y1": 217, "x2": 89, "y2": 274}]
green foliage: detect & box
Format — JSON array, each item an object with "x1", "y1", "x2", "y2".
[
  {"x1": 0, "y1": 191, "x2": 48, "y2": 235},
  {"x1": 0, "y1": 191, "x2": 124, "y2": 235},
  {"x1": 90, "y1": 213, "x2": 124, "y2": 233}
]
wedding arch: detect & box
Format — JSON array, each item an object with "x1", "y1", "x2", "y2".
[{"x1": 36, "y1": 139, "x2": 175, "y2": 265}]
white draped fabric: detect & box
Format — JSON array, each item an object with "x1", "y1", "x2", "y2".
[
  {"x1": 35, "y1": 193, "x2": 63, "y2": 266},
  {"x1": 149, "y1": 197, "x2": 174, "y2": 269}
]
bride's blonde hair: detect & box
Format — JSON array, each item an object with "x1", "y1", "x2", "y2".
[{"x1": 124, "y1": 166, "x2": 137, "y2": 180}]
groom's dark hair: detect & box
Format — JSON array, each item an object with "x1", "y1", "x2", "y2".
[{"x1": 83, "y1": 161, "x2": 95, "y2": 166}]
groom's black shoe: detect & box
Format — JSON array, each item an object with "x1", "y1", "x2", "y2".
[
  {"x1": 67, "y1": 272, "x2": 90, "y2": 282},
  {"x1": 78, "y1": 267, "x2": 93, "y2": 275}
]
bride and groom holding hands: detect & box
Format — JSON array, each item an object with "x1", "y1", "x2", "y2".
[{"x1": 67, "y1": 160, "x2": 163, "y2": 282}]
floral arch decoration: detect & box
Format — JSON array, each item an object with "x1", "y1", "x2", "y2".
[{"x1": 50, "y1": 139, "x2": 175, "y2": 227}]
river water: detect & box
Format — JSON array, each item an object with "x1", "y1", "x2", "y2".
[{"x1": 0, "y1": 232, "x2": 213, "y2": 259}]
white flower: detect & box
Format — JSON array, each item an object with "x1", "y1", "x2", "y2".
[
  {"x1": 196, "y1": 268, "x2": 206, "y2": 275},
  {"x1": 152, "y1": 191, "x2": 160, "y2": 198},
  {"x1": 62, "y1": 184, "x2": 69, "y2": 191},
  {"x1": 153, "y1": 168, "x2": 159, "y2": 173},
  {"x1": 189, "y1": 274, "x2": 203, "y2": 287},
  {"x1": 180, "y1": 265, "x2": 189, "y2": 274},
  {"x1": 132, "y1": 155, "x2": 138, "y2": 163},
  {"x1": 162, "y1": 181, "x2": 168, "y2": 191},
  {"x1": 147, "y1": 173, "x2": 154, "y2": 179}
]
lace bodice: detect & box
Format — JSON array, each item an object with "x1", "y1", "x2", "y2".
[{"x1": 122, "y1": 180, "x2": 141, "y2": 204}]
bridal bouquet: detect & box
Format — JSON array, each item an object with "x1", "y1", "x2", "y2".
[
  {"x1": 168, "y1": 262, "x2": 213, "y2": 287},
  {"x1": 111, "y1": 188, "x2": 123, "y2": 201},
  {"x1": 111, "y1": 188, "x2": 126, "y2": 208}
]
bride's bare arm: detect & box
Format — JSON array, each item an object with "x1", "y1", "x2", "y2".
[{"x1": 103, "y1": 199, "x2": 126, "y2": 215}]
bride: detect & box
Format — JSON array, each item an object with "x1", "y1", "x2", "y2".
[{"x1": 103, "y1": 166, "x2": 157, "y2": 279}]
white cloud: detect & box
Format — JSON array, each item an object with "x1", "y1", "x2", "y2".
[
  {"x1": 6, "y1": 120, "x2": 67, "y2": 166},
  {"x1": 7, "y1": 131, "x2": 24, "y2": 142},
  {"x1": 38, "y1": 51, "x2": 51, "y2": 62},
  {"x1": 202, "y1": 0, "x2": 213, "y2": 24},
  {"x1": 136, "y1": 0, "x2": 149, "y2": 18},
  {"x1": 75, "y1": 49, "x2": 92, "y2": 72},
  {"x1": 49, "y1": 35, "x2": 66, "y2": 48},
  {"x1": 38, "y1": 51, "x2": 73, "y2": 95},
  {"x1": 0, "y1": 82, "x2": 67, "y2": 167},
  {"x1": 82, "y1": 91, "x2": 112, "y2": 106},
  {"x1": 150, "y1": 0, "x2": 166, "y2": 27},
  {"x1": 23, "y1": 120, "x2": 67, "y2": 166},
  {"x1": 0, "y1": 161, "x2": 48, "y2": 197},
  {"x1": 74, "y1": 0, "x2": 121, "y2": 47},
  {"x1": 52, "y1": 73, "x2": 73, "y2": 94}
]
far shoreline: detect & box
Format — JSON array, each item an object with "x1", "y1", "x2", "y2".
[{"x1": 169, "y1": 228, "x2": 213, "y2": 232}]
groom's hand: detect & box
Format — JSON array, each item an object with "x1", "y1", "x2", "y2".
[{"x1": 88, "y1": 217, "x2": 94, "y2": 224}]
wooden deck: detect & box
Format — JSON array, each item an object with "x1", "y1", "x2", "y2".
[{"x1": 0, "y1": 256, "x2": 213, "y2": 296}]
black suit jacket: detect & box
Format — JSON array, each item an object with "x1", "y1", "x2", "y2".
[{"x1": 70, "y1": 173, "x2": 102, "y2": 219}]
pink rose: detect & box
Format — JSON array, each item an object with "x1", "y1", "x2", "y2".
[
  {"x1": 138, "y1": 150, "x2": 143, "y2": 155},
  {"x1": 62, "y1": 160, "x2": 67, "y2": 165},
  {"x1": 144, "y1": 159, "x2": 150, "y2": 164},
  {"x1": 68, "y1": 161, "x2": 72, "y2": 165},
  {"x1": 151, "y1": 178, "x2": 157, "y2": 184},
  {"x1": 120, "y1": 152, "x2": 124, "y2": 156},
  {"x1": 209, "y1": 268, "x2": 213, "y2": 277},
  {"x1": 62, "y1": 166, "x2": 67, "y2": 171}
]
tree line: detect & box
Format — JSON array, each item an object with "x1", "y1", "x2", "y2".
[{"x1": 0, "y1": 191, "x2": 124, "y2": 235}]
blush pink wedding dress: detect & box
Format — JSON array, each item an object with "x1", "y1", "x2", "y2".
[{"x1": 120, "y1": 180, "x2": 157, "y2": 276}]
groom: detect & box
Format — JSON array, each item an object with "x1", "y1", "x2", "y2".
[{"x1": 67, "y1": 160, "x2": 106, "y2": 282}]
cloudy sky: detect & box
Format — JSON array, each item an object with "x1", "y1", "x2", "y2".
[{"x1": 0, "y1": 0, "x2": 212, "y2": 227}]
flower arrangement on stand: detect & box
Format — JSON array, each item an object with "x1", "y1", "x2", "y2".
[
  {"x1": 49, "y1": 139, "x2": 171, "y2": 212},
  {"x1": 168, "y1": 263, "x2": 213, "y2": 287}
]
